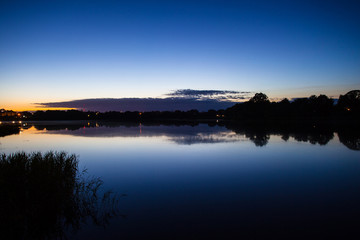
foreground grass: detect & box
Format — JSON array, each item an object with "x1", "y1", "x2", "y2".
[{"x1": 0, "y1": 151, "x2": 120, "y2": 240}]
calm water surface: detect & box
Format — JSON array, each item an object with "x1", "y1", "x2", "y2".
[{"x1": 1, "y1": 121, "x2": 360, "y2": 239}]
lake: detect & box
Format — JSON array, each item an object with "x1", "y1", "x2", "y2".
[{"x1": 1, "y1": 121, "x2": 360, "y2": 239}]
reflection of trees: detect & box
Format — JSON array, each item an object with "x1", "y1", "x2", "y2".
[
  {"x1": 291, "y1": 130, "x2": 334, "y2": 146},
  {"x1": 8, "y1": 121, "x2": 360, "y2": 149},
  {"x1": 0, "y1": 124, "x2": 20, "y2": 137},
  {"x1": 225, "y1": 123, "x2": 335, "y2": 147},
  {"x1": 338, "y1": 129, "x2": 360, "y2": 150},
  {"x1": 245, "y1": 132, "x2": 270, "y2": 147},
  {"x1": 281, "y1": 134, "x2": 290, "y2": 141},
  {"x1": 34, "y1": 124, "x2": 85, "y2": 131},
  {"x1": 0, "y1": 152, "x2": 122, "y2": 239},
  {"x1": 226, "y1": 125, "x2": 271, "y2": 147}
]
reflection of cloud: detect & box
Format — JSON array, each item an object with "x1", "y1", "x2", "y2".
[
  {"x1": 36, "y1": 89, "x2": 251, "y2": 112},
  {"x1": 21, "y1": 122, "x2": 344, "y2": 147},
  {"x1": 168, "y1": 132, "x2": 247, "y2": 145},
  {"x1": 30, "y1": 123, "x2": 247, "y2": 145}
]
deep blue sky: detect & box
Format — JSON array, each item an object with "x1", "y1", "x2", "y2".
[{"x1": 1, "y1": 0, "x2": 359, "y2": 110}]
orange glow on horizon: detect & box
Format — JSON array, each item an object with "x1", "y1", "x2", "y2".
[
  {"x1": 1, "y1": 101, "x2": 78, "y2": 112},
  {"x1": 2, "y1": 106, "x2": 77, "y2": 112},
  {"x1": 23, "y1": 108, "x2": 77, "y2": 112}
]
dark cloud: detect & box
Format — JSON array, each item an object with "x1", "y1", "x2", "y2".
[
  {"x1": 167, "y1": 89, "x2": 251, "y2": 99},
  {"x1": 168, "y1": 89, "x2": 241, "y2": 96},
  {"x1": 37, "y1": 98, "x2": 236, "y2": 112},
  {"x1": 37, "y1": 89, "x2": 251, "y2": 112}
]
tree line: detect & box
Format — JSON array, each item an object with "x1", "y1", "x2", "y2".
[
  {"x1": 1, "y1": 90, "x2": 359, "y2": 122},
  {"x1": 226, "y1": 90, "x2": 360, "y2": 122}
]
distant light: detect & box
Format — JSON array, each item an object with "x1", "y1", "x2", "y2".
[
  {"x1": 0, "y1": 121, "x2": 2, "y2": 124},
  {"x1": 19, "y1": 121, "x2": 22, "y2": 123},
  {"x1": 12, "y1": 121, "x2": 15, "y2": 123},
  {"x1": 139, "y1": 112, "x2": 142, "y2": 115},
  {"x1": 88, "y1": 115, "x2": 90, "y2": 117},
  {"x1": 346, "y1": 107, "x2": 351, "y2": 111}
]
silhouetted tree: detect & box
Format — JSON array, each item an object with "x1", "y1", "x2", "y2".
[
  {"x1": 279, "y1": 98, "x2": 290, "y2": 105},
  {"x1": 338, "y1": 90, "x2": 360, "y2": 113},
  {"x1": 308, "y1": 94, "x2": 334, "y2": 115},
  {"x1": 249, "y1": 92, "x2": 270, "y2": 104}
]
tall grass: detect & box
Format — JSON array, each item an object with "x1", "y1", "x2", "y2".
[{"x1": 0, "y1": 151, "x2": 121, "y2": 240}]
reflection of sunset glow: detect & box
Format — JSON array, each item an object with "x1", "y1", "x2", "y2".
[{"x1": 27, "y1": 126, "x2": 41, "y2": 133}]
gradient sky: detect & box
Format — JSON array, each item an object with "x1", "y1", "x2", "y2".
[{"x1": 1, "y1": 0, "x2": 360, "y2": 110}]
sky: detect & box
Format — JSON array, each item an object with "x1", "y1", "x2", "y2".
[{"x1": 1, "y1": 0, "x2": 360, "y2": 111}]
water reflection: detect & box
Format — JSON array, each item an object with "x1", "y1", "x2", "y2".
[
  {"x1": 0, "y1": 121, "x2": 359, "y2": 150},
  {"x1": 0, "y1": 152, "x2": 122, "y2": 239},
  {"x1": 1, "y1": 122, "x2": 360, "y2": 239},
  {"x1": 226, "y1": 123, "x2": 335, "y2": 147},
  {"x1": 0, "y1": 124, "x2": 20, "y2": 137},
  {"x1": 338, "y1": 129, "x2": 360, "y2": 150}
]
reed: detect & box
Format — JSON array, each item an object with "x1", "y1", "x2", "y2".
[{"x1": 0, "y1": 151, "x2": 121, "y2": 240}]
